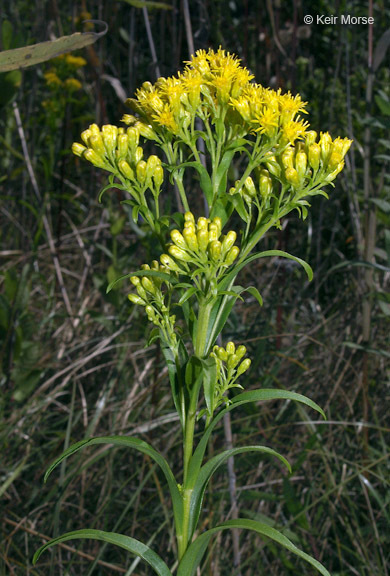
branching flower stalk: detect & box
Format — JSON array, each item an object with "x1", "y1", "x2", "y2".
[{"x1": 34, "y1": 48, "x2": 351, "y2": 575}]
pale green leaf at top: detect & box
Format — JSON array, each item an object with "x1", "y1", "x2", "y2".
[
  {"x1": 33, "y1": 529, "x2": 173, "y2": 576},
  {"x1": 177, "y1": 518, "x2": 331, "y2": 576},
  {"x1": 0, "y1": 22, "x2": 107, "y2": 72}
]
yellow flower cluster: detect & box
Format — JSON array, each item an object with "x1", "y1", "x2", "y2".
[
  {"x1": 210, "y1": 342, "x2": 251, "y2": 410},
  {"x1": 128, "y1": 261, "x2": 176, "y2": 344},
  {"x1": 43, "y1": 53, "x2": 86, "y2": 93},
  {"x1": 123, "y1": 47, "x2": 315, "y2": 147},
  {"x1": 72, "y1": 123, "x2": 163, "y2": 193},
  {"x1": 160, "y1": 212, "x2": 239, "y2": 278}
]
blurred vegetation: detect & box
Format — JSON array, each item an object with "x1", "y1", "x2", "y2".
[{"x1": 0, "y1": 1, "x2": 389, "y2": 575}]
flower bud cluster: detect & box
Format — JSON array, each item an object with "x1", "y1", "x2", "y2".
[
  {"x1": 210, "y1": 341, "x2": 251, "y2": 410},
  {"x1": 72, "y1": 123, "x2": 164, "y2": 198},
  {"x1": 265, "y1": 131, "x2": 352, "y2": 191},
  {"x1": 127, "y1": 261, "x2": 176, "y2": 346},
  {"x1": 160, "y1": 212, "x2": 240, "y2": 279}
]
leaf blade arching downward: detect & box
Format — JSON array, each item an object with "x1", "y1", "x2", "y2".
[
  {"x1": 186, "y1": 445, "x2": 290, "y2": 541},
  {"x1": 177, "y1": 519, "x2": 331, "y2": 576},
  {"x1": 44, "y1": 436, "x2": 183, "y2": 531},
  {"x1": 33, "y1": 529, "x2": 173, "y2": 576}
]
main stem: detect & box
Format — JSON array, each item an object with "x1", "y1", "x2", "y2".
[{"x1": 179, "y1": 297, "x2": 213, "y2": 560}]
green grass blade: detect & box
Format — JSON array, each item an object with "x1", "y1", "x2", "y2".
[
  {"x1": 177, "y1": 518, "x2": 330, "y2": 576},
  {"x1": 33, "y1": 529, "x2": 173, "y2": 576}
]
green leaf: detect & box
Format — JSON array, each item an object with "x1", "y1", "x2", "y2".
[
  {"x1": 33, "y1": 529, "x2": 173, "y2": 576},
  {"x1": 177, "y1": 518, "x2": 330, "y2": 576},
  {"x1": 199, "y1": 356, "x2": 218, "y2": 418},
  {"x1": 328, "y1": 259, "x2": 390, "y2": 274},
  {"x1": 187, "y1": 389, "x2": 325, "y2": 488},
  {"x1": 243, "y1": 285, "x2": 263, "y2": 307},
  {"x1": 186, "y1": 446, "x2": 290, "y2": 541},
  {"x1": 44, "y1": 436, "x2": 183, "y2": 529},
  {"x1": 0, "y1": 22, "x2": 107, "y2": 72}
]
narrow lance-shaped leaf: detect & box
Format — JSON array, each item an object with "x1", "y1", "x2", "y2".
[
  {"x1": 186, "y1": 445, "x2": 291, "y2": 541},
  {"x1": 187, "y1": 389, "x2": 326, "y2": 488},
  {"x1": 0, "y1": 21, "x2": 107, "y2": 72},
  {"x1": 33, "y1": 529, "x2": 173, "y2": 576},
  {"x1": 44, "y1": 436, "x2": 183, "y2": 530},
  {"x1": 177, "y1": 519, "x2": 331, "y2": 576}
]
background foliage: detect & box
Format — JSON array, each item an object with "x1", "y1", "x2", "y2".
[{"x1": 1, "y1": 1, "x2": 389, "y2": 575}]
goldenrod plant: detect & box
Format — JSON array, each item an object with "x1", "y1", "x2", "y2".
[{"x1": 34, "y1": 48, "x2": 351, "y2": 575}]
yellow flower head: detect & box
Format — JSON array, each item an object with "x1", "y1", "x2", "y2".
[
  {"x1": 282, "y1": 118, "x2": 310, "y2": 144},
  {"x1": 153, "y1": 105, "x2": 179, "y2": 134},
  {"x1": 65, "y1": 54, "x2": 87, "y2": 68}
]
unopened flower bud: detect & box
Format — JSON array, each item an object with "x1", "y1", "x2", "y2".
[
  {"x1": 226, "y1": 341, "x2": 235, "y2": 355},
  {"x1": 197, "y1": 229, "x2": 209, "y2": 252},
  {"x1": 89, "y1": 123, "x2": 100, "y2": 135},
  {"x1": 184, "y1": 211, "x2": 195, "y2": 224},
  {"x1": 80, "y1": 129, "x2": 92, "y2": 146},
  {"x1": 153, "y1": 165, "x2": 164, "y2": 188},
  {"x1": 197, "y1": 217, "x2": 208, "y2": 230},
  {"x1": 328, "y1": 151, "x2": 343, "y2": 171},
  {"x1": 265, "y1": 154, "x2": 281, "y2": 178},
  {"x1": 127, "y1": 127, "x2": 139, "y2": 151},
  {"x1": 102, "y1": 125, "x2": 118, "y2": 152},
  {"x1": 84, "y1": 149, "x2": 108, "y2": 168},
  {"x1": 228, "y1": 353, "x2": 239, "y2": 370},
  {"x1": 118, "y1": 160, "x2": 134, "y2": 180},
  {"x1": 183, "y1": 228, "x2": 198, "y2": 251},
  {"x1": 128, "y1": 293, "x2": 146, "y2": 306},
  {"x1": 171, "y1": 230, "x2": 188, "y2": 250},
  {"x1": 285, "y1": 167, "x2": 300, "y2": 188},
  {"x1": 160, "y1": 254, "x2": 181, "y2": 272},
  {"x1": 305, "y1": 131, "x2": 317, "y2": 146},
  {"x1": 244, "y1": 176, "x2": 256, "y2": 197},
  {"x1": 122, "y1": 114, "x2": 137, "y2": 125},
  {"x1": 212, "y1": 217, "x2": 222, "y2": 236},
  {"x1": 308, "y1": 143, "x2": 321, "y2": 172},
  {"x1": 168, "y1": 245, "x2": 192, "y2": 262},
  {"x1": 216, "y1": 347, "x2": 228, "y2": 362},
  {"x1": 145, "y1": 305, "x2": 156, "y2": 320},
  {"x1": 130, "y1": 276, "x2": 140, "y2": 286},
  {"x1": 259, "y1": 170, "x2": 272, "y2": 198},
  {"x1": 320, "y1": 132, "x2": 332, "y2": 162},
  {"x1": 141, "y1": 276, "x2": 156, "y2": 295},
  {"x1": 208, "y1": 223, "x2": 219, "y2": 242},
  {"x1": 225, "y1": 246, "x2": 239, "y2": 265},
  {"x1": 236, "y1": 358, "x2": 251, "y2": 376},
  {"x1": 136, "y1": 284, "x2": 148, "y2": 300},
  {"x1": 282, "y1": 147, "x2": 294, "y2": 170},
  {"x1": 135, "y1": 146, "x2": 143, "y2": 164},
  {"x1": 117, "y1": 134, "x2": 128, "y2": 157},
  {"x1": 235, "y1": 345, "x2": 247, "y2": 360},
  {"x1": 136, "y1": 160, "x2": 147, "y2": 184},
  {"x1": 89, "y1": 134, "x2": 106, "y2": 157},
  {"x1": 221, "y1": 231, "x2": 237, "y2": 253},
  {"x1": 137, "y1": 122, "x2": 158, "y2": 141},
  {"x1": 325, "y1": 161, "x2": 345, "y2": 182},
  {"x1": 72, "y1": 142, "x2": 87, "y2": 157},
  {"x1": 295, "y1": 151, "x2": 307, "y2": 180},
  {"x1": 146, "y1": 155, "x2": 160, "y2": 179},
  {"x1": 209, "y1": 240, "x2": 222, "y2": 261}
]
